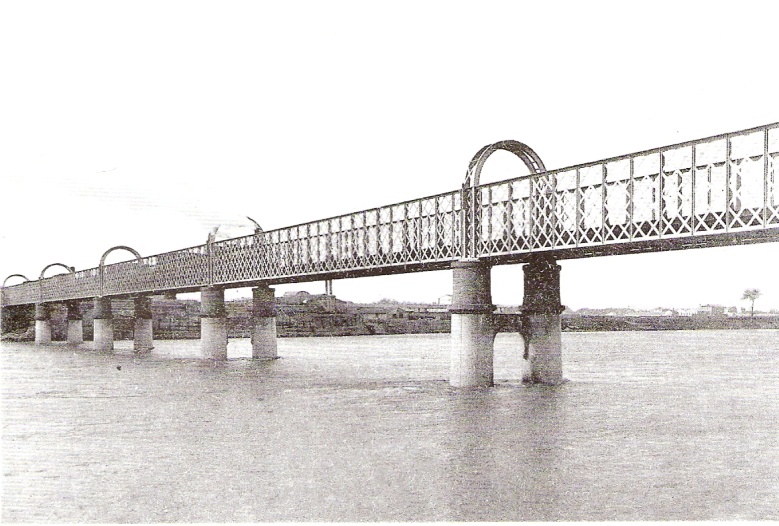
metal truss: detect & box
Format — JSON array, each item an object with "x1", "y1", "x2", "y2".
[{"x1": 3, "y1": 123, "x2": 777, "y2": 306}]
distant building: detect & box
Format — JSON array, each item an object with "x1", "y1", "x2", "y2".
[
  {"x1": 624, "y1": 309, "x2": 672, "y2": 317},
  {"x1": 695, "y1": 304, "x2": 726, "y2": 317}
]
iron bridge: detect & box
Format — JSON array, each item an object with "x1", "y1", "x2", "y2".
[{"x1": 2, "y1": 123, "x2": 778, "y2": 306}]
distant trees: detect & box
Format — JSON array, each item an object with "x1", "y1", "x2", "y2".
[{"x1": 741, "y1": 288, "x2": 762, "y2": 318}]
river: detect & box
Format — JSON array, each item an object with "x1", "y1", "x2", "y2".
[{"x1": 2, "y1": 330, "x2": 778, "y2": 521}]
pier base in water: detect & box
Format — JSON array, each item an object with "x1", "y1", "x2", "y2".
[
  {"x1": 35, "y1": 320, "x2": 52, "y2": 344},
  {"x1": 93, "y1": 297, "x2": 114, "y2": 351},
  {"x1": 66, "y1": 300, "x2": 83, "y2": 345},
  {"x1": 34, "y1": 303, "x2": 51, "y2": 344},
  {"x1": 449, "y1": 259, "x2": 496, "y2": 387},
  {"x1": 522, "y1": 255, "x2": 564, "y2": 385},
  {"x1": 251, "y1": 285, "x2": 278, "y2": 359},
  {"x1": 200, "y1": 287, "x2": 227, "y2": 359},
  {"x1": 134, "y1": 319, "x2": 154, "y2": 352},
  {"x1": 133, "y1": 296, "x2": 154, "y2": 352},
  {"x1": 67, "y1": 320, "x2": 83, "y2": 344},
  {"x1": 450, "y1": 313, "x2": 496, "y2": 387}
]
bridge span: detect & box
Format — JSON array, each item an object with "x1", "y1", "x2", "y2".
[{"x1": 2, "y1": 123, "x2": 778, "y2": 386}]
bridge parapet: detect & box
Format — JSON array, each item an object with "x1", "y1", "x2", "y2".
[
  {"x1": 2, "y1": 280, "x2": 37, "y2": 305},
  {"x1": 208, "y1": 189, "x2": 463, "y2": 285}
]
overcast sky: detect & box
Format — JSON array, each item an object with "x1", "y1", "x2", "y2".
[{"x1": 1, "y1": 1, "x2": 777, "y2": 310}]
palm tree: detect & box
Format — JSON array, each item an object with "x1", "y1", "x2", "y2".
[{"x1": 741, "y1": 289, "x2": 761, "y2": 318}]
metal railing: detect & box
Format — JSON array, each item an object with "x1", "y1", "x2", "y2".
[
  {"x1": 2, "y1": 123, "x2": 777, "y2": 307},
  {"x1": 471, "y1": 123, "x2": 779, "y2": 257}
]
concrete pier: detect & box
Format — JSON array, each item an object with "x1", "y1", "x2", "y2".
[
  {"x1": 66, "y1": 300, "x2": 83, "y2": 345},
  {"x1": 34, "y1": 303, "x2": 51, "y2": 344},
  {"x1": 93, "y1": 297, "x2": 114, "y2": 351},
  {"x1": 200, "y1": 287, "x2": 227, "y2": 359},
  {"x1": 449, "y1": 259, "x2": 496, "y2": 387},
  {"x1": 522, "y1": 255, "x2": 564, "y2": 384},
  {"x1": 133, "y1": 296, "x2": 154, "y2": 352},
  {"x1": 251, "y1": 284, "x2": 278, "y2": 359}
]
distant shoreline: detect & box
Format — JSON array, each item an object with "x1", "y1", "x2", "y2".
[
  {"x1": 3, "y1": 314, "x2": 778, "y2": 342},
  {"x1": 560, "y1": 315, "x2": 779, "y2": 332}
]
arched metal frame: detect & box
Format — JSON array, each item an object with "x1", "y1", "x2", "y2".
[
  {"x1": 463, "y1": 140, "x2": 547, "y2": 189},
  {"x1": 39, "y1": 263, "x2": 75, "y2": 281},
  {"x1": 38, "y1": 264, "x2": 75, "y2": 302},
  {"x1": 99, "y1": 246, "x2": 143, "y2": 296},
  {"x1": 2, "y1": 274, "x2": 30, "y2": 288},
  {"x1": 462, "y1": 140, "x2": 547, "y2": 257},
  {"x1": 1, "y1": 274, "x2": 30, "y2": 305}
]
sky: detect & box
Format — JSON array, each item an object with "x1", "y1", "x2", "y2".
[{"x1": 1, "y1": 1, "x2": 777, "y2": 311}]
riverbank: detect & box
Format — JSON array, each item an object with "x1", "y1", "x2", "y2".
[{"x1": 3, "y1": 311, "x2": 778, "y2": 342}]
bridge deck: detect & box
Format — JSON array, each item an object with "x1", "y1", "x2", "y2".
[{"x1": 3, "y1": 123, "x2": 778, "y2": 306}]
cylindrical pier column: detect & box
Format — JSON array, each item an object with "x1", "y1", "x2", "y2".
[
  {"x1": 93, "y1": 296, "x2": 114, "y2": 351},
  {"x1": 200, "y1": 286, "x2": 227, "y2": 360},
  {"x1": 449, "y1": 259, "x2": 496, "y2": 387},
  {"x1": 66, "y1": 300, "x2": 83, "y2": 345},
  {"x1": 522, "y1": 255, "x2": 564, "y2": 385},
  {"x1": 34, "y1": 303, "x2": 52, "y2": 344},
  {"x1": 251, "y1": 284, "x2": 278, "y2": 359},
  {"x1": 133, "y1": 295, "x2": 154, "y2": 352}
]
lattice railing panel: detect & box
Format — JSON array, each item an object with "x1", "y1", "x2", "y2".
[
  {"x1": 478, "y1": 182, "x2": 512, "y2": 255},
  {"x1": 577, "y1": 165, "x2": 604, "y2": 245},
  {"x1": 39, "y1": 271, "x2": 100, "y2": 302},
  {"x1": 693, "y1": 139, "x2": 727, "y2": 234},
  {"x1": 727, "y1": 130, "x2": 766, "y2": 231},
  {"x1": 148, "y1": 246, "x2": 210, "y2": 291},
  {"x1": 529, "y1": 173, "x2": 556, "y2": 249},
  {"x1": 631, "y1": 153, "x2": 661, "y2": 239},
  {"x1": 553, "y1": 170, "x2": 578, "y2": 248},
  {"x1": 511, "y1": 179, "x2": 531, "y2": 251},
  {"x1": 212, "y1": 237, "x2": 263, "y2": 283},
  {"x1": 103, "y1": 260, "x2": 148, "y2": 296},
  {"x1": 206, "y1": 190, "x2": 461, "y2": 287},
  {"x1": 661, "y1": 146, "x2": 693, "y2": 237},
  {"x1": 604, "y1": 160, "x2": 631, "y2": 242},
  {"x1": 1, "y1": 281, "x2": 38, "y2": 305}
]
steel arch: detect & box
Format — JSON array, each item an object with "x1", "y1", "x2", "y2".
[
  {"x1": 39, "y1": 263, "x2": 75, "y2": 281},
  {"x1": 99, "y1": 246, "x2": 143, "y2": 296},
  {"x1": 37, "y1": 264, "x2": 76, "y2": 302},
  {"x1": 463, "y1": 140, "x2": 547, "y2": 189},
  {"x1": 2, "y1": 274, "x2": 30, "y2": 288},
  {"x1": 461, "y1": 140, "x2": 548, "y2": 258}
]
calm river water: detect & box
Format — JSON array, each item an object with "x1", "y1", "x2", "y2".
[{"x1": 2, "y1": 330, "x2": 778, "y2": 522}]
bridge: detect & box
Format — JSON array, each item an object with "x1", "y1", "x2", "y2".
[{"x1": 2, "y1": 123, "x2": 778, "y2": 386}]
